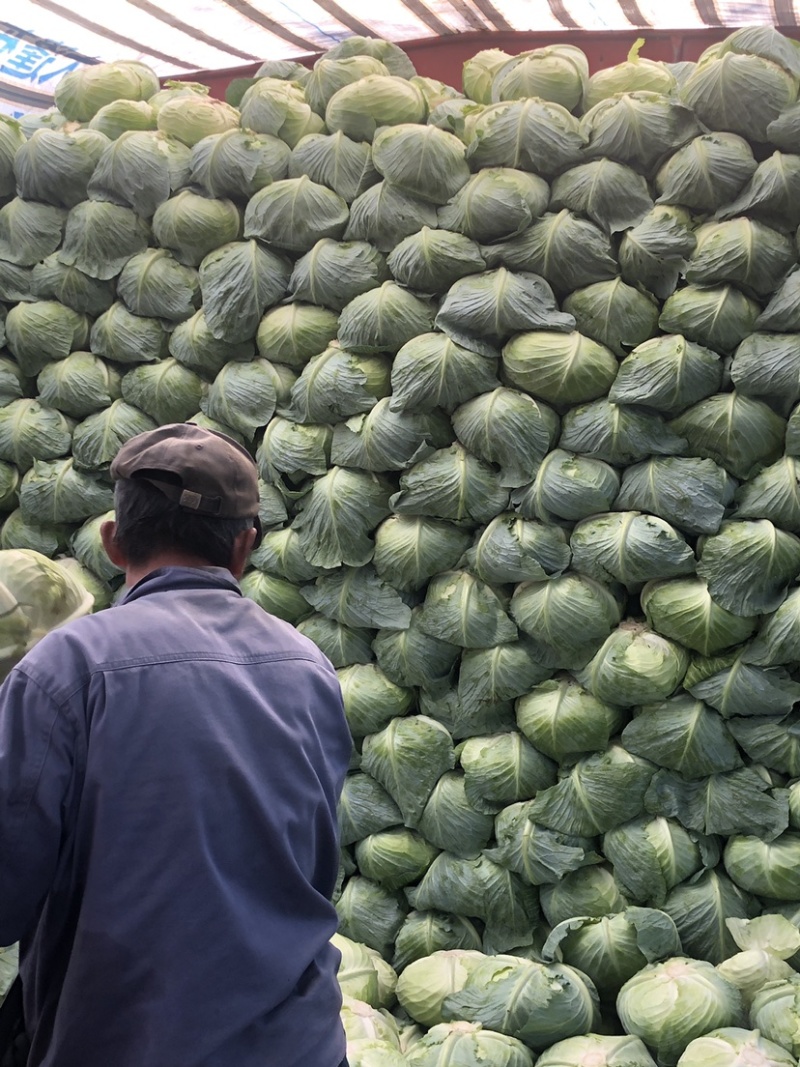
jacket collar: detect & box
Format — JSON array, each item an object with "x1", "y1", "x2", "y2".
[{"x1": 119, "y1": 566, "x2": 242, "y2": 606}]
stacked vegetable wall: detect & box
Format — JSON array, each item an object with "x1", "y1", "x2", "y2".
[{"x1": 5, "y1": 27, "x2": 800, "y2": 1065}]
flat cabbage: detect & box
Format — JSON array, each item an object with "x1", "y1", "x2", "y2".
[
  {"x1": 581, "y1": 92, "x2": 701, "y2": 174},
  {"x1": 483, "y1": 210, "x2": 618, "y2": 296},
  {"x1": 491, "y1": 45, "x2": 588, "y2": 111},
  {"x1": 289, "y1": 239, "x2": 388, "y2": 311},
  {"x1": 14, "y1": 128, "x2": 110, "y2": 209},
  {"x1": 530, "y1": 745, "x2": 655, "y2": 837},
  {"x1": 578, "y1": 624, "x2": 689, "y2": 707},
  {"x1": 681, "y1": 51, "x2": 798, "y2": 142},
  {"x1": 58, "y1": 200, "x2": 151, "y2": 280},
  {"x1": 510, "y1": 572, "x2": 624, "y2": 668},
  {"x1": 325, "y1": 76, "x2": 428, "y2": 142},
  {"x1": 55, "y1": 60, "x2": 159, "y2": 122},
  {"x1": 438, "y1": 168, "x2": 549, "y2": 244},
  {"x1": 387, "y1": 228, "x2": 485, "y2": 294},
  {"x1": 190, "y1": 129, "x2": 290, "y2": 201},
  {"x1": 244, "y1": 176, "x2": 349, "y2": 252},
  {"x1": 610, "y1": 335, "x2": 721, "y2": 416},
  {"x1": 562, "y1": 279, "x2": 660, "y2": 359},
  {"x1": 656, "y1": 133, "x2": 757, "y2": 212},
  {"x1": 372, "y1": 124, "x2": 468, "y2": 205},
  {"x1": 514, "y1": 450, "x2": 620, "y2": 525},
  {"x1": 466, "y1": 99, "x2": 585, "y2": 177},
  {"x1": 640, "y1": 578, "x2": 757, "y2": 656},
  {"x1": 503, "y1": 331, "x2": 617, "y2": 406},
  {"x1": 550, "y1": 159, "x2": 653, "y2": 235},
  {"x1": 289, "y1": 131, "x2": 379, "y2": 203},
  {"x1": 617, "y1": 958, "x2": 743, "y2": 1066}
]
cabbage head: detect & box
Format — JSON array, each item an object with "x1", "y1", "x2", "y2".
[
  {"x1": 697, "y1": 520, "x2": 800, "y2": 616},
  {"x1": 670, "y1": 393, "x2": 785, "y2": 480},
  {"x1": 538, "y1": 1033, "x2": 657, "y2": 1067},
  {"x1": 610, "y1": 335, "x2": 722, "y2": 416},
  {"x1": 257, "y1": 303, "x2": 339, "y2": 369},
  {"x1": 581, "y1": 92, "x2": 700, "y2": 174},
  {"x1": 492, "y1": 45, "x2": 588, "y2": 110},
  {"x1": 751, "y1": 974, "x2": 800, "y2": 1059},
  {"x1": 396, "y1": 950, "x2": 486, "y2": 1028},
  {"x1": 516, "y1": 675, "x2": 625, "y2": 763},
  {"x1": 88, "y1": 99, "x2": 156, "y2": 140},
  {"x1": 326, "y1": 76, "x2": 427, "y2": 141},
  {"x1": 604, "y1": 815, "x2": 721, "y2": 905},
  {"x1": 0, "y1": 116, "x2": 24, "y2": 199},
  {"x1": 466, "y1": 99, "x2": 585, "y2": 177},
  {"x1": 550, "y1": 159, "x2": 653, "y2": 235},
  {"x1": 88, "y1": 130, "x2": 191, "y2": 218},
  {"x1": 14, "y1": 128, "x2": 110, "y2": 209},
  {"x1": 31, "y1": 255, "x2": 116, "y2": 318},
  {"x1": 387, "y1": 228, "x2": 485, "y2": 294},
  {"x1": 618, "y1": 959, "x2": 744, "y2": 1066},
  {"x1": 724, "y1": 834, "x2": 800, "y2": 901},
  {"x1": 372, "y1": 124, "x2": 468, "y2": 204},
  {"x1": 436, "y1": 268, "x2": 574, "y2": 359},
  {"x1": 686, "y1": 218, "x2": 795, "y2": 297},
  {"x1": 677, "y1": 1028, "x2": 797, "y2": 1067},
  {"x1": 59, "y1": 200, "x2": 150, "y2": 280},
  {"x1": 463, "y1": 49, "x2": 512, "y2": 104},
  {"x1": 577, "y1": 623, "x2": 689, "y2": 707},
  {"x1": 503, "y1": 331, "x2": 617, "y2": 406},
  {"x1": 405, "y1": 1020, "x2": 534, "y2": 1067},
  {"x1": 0, "y1": 400, "x2": 73, "y2": 473},
  {"x1": 542, "y1": 908, "x2": 682, "y2": 1003},
  {"x1": 156, "y1": 95, "x2": 239, "y2": 147},
  {"x1": 190, "y1": 129, "x2": 290, "y2": 201},
  {"x1": 0, "y1": 548, "x2": 93, "y2": 679},
  {"x1": 392, "y1": 913, "x2": 482, "y2": 974},
  {"x1": 563, "y1": 278, "x2": 659, "y2": 359},
  {"x1": 656, "y1": 132, "x2": 756, "y2": 212},
  {"x1": 323, "y1": 36, "x2": 415, "y2": 78},
  {"x1": 659, "y1": 285, "x2": 760, "y2": 356},
  {"x1": 344, "y1": 181, "x2": 438, "y2": 252},
  {"x1": 570, "y1": 512, "x2": 695, "y2": 591},
  {"x1": 515, "y1": 450, "x2": 620, "y2": 525},
  {"x1": 530, "y1": 745, "x2": 654, "y2": 837},
  {"x1": 55, "y1": 60, "x2": 159, "y2": 121},
  {"x1": 584, "y1": 39, "x2": 675, "y2": 107},
  {"x1": 333, "y1": 932, "x2": 382, "y2": 1007},
  {"x1": 439, "y1": 168, "x2": 549, "y2": 244},
  {"x1": 681, "y1": 51, "x2": 797, "y2": 142},
  {"x1": 484, "y1": 209, "x2": 618, "y2": 296},
  {"x1": 305, "y1": 56, "x2": 390, "y2": 115},
  {"x1": 244, "y1": 176, "x2": 349, "y2": 252},
  {"x1": 289, "y1": 239, "x2": 388, "y2": 311},
  {"x1": 290, "y1": 131, "x2": 378, "y2": 204},
  {"x1": 5, "y1": 300, "x2": 90, "y2": 376},
  {"x1": 0, "y1": 198, "x2": 66, "y2": 267},
  {"x1": 716, "y1": 916, "x2": 800, "y2": 1009},
  {"x1": 239, "y1": 78, "x2": 321, "y2": 148},
  {"x1": 152, "y1": 190, "x2": 241, "y2": 267},
  {"x1": 117, "y1": 248, "x2": 200, "y2": 323},
  {"x1": 19, "y1": 459, "x2": 113, "y2": 525},
  {"x1": 441, "y1": 954, "x2": 600, "y2": 1052},
  {"x1": 540, "y1": 864, "x2": 627, "y2": 927},
  {"x1": 510, "y1": 572, "x2": 623, "y2": 668}
]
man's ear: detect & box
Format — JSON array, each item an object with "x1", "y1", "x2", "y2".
[
  {"x1": 100, "y1": 521, "x2": 127, "y2": 570},
  {"x1": 229, "y1": 526, "x2": 258, "y2": 580}
]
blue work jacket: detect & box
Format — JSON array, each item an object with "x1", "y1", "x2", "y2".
[{"x1": 0, "y1": 566, "x2": 352, "y2": 1067}]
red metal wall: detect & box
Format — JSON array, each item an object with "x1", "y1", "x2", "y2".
[{"x1": 170, "y1": 26, "x2": 800, "y2": 100}]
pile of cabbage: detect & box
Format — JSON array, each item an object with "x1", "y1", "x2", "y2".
[{"x1": 5, "y1": 24, "x2": 800, "y2": 1066}]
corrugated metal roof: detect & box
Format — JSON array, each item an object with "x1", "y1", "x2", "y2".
[{"x1": 0, "y1": 0, "x2": 782, "y2": 117}]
